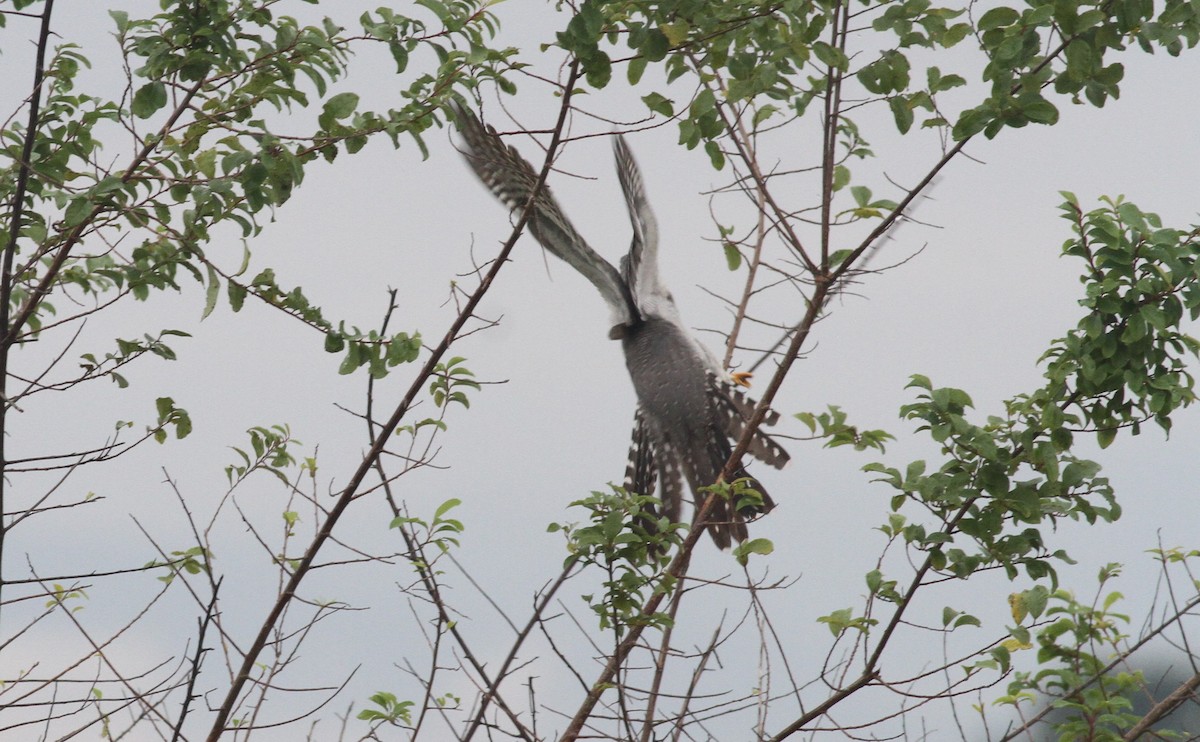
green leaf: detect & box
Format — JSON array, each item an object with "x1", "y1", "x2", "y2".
[
  {"x1": 416, "y1": 0, "x2": 449, "y2": 20},
  {"x1": 627, "y1": 56, "x2": 647, "y2": 85},
  {"x1": 889, "y1": 97, "x2": 914, "y2": 134},
  {"x1": 978, "y1": 7, "x2": 1019, "y2": 30},
  {"x1": 733, "y1": 537, "x2": 773, "y2": 565},
  {"x1": 202, "y1": 265, "x2": 220, "y2": 320},
  {"x1": 389, "y1": 42, "x2": 410, "y2": 73},
  {"x1": 132, "y1": 82, "x2": 167, "y2": 119},
  {"x1": 812, "y1": 41, "x2": 847, "y2": 70},
  {"x1": 195, "y1": 149, "x2": 218, "y2": 179},
  {"x1": 660, "y1": 21, "x2": 689, "y2": 45},
  {"x1": 174, "y1": 410, "x2": 192, "y2": 439},
  {"x1": 832, "y1": 165, "x2": 850, "y2": 191},
  {"x1": 954, "y1": 613, "x2": 981, "y2": 628},
  {"x1": 387, "y1": 333, "x2": 421, "y2": 365},
  {"x1": 906, "y1": 374, "x2": 932, "y2": 391},
  {"x1": 323, "y1": 92, "x2": 359, "y2": 121},
  {"x1": 752, "y1": 105, "x2": 778, "y2": 127},
  {"x1": 642, "y1": 92, "x2": 673, "y2": 117},
  {"x1": 1022, "y1": 99, "x2": 1059, "y2": 124},
  {"x1": 228, "y1": 282, "x2": 247, "y2": 312},
  {"x1": 641, "y1": 28, "x2": 669, "y2": 61},
  {"x1": 434, "y1": 498, "x2": 462, "y2": 519},
  {"x1": 109, "y1": 9, "x2": 129, "y2": 33},
  {"x1": 64, "y1": 196, "x2": 94, "y2": 227},
  {"x1": 584, "y1": 51, "x2": 612, "y2": 88},
  {"x1": 339, "y1": 343, "x2": 363, "y2": 375},
  {"x1": 704, "y1": 140, "x2": 725, "y2": 170},
  {"x1": 817, "y1": 607, "x2": 853, "y2": 636},
  {"x1": 866, "y1": 569, "x2": 882, "y2": 593},
  {"x1": 723, "y1": 243, "x2": 742, "y2": 271},
  {"x1": 92, "y1": 175, "x2": 127, "y2": 197}
]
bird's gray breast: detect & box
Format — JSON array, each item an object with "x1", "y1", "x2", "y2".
[{"x1": 621, "y1": 318, "x2": 713, "y2": 441}]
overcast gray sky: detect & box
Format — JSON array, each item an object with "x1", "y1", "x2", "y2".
[{"x1": 4, "y1": 1, "x2": 1200, "y2": 739}]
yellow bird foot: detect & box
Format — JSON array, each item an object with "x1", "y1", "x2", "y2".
[{"x1": 730, "y1": 370, "x2": 753, "y2": 388}]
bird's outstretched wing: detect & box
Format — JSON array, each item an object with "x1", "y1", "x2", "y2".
[
  {"x1": 612, "y1": 134, "x2": 666, "y2": 317},
  {"x1": 453, "y1": 104, "x2": 638, "y2": 332}
]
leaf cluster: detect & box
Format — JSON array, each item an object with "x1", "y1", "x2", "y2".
[
  {"x1": 2, "y1": 0, "x2": 513, "y2": 402},
  {"x1": 390, "y1": 498, "x2": 466, "y2": 561},
  {"x1": 994, "y1": 569, "x2": 1159, "y2": 741},
  {"x1": 225, "y1": 424, "x2": 299, "y2": 484},
  {"x1": 1043, "y1": 195, "x2": 1200, "y2": 443},
  {"x1": 865, "y1": 197, "x2": 1200, "y2": 603},
  {"x1": 552, "y1": 488, "x2": 682, "y2": 633}
]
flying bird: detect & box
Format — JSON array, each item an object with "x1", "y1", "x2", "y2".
[{"x1": 453, "y1": 104, "x2": 789, "y2": 548}]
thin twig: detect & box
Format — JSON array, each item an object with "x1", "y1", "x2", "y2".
[{"x1": 170, "y1": 578, "x2": 221, "y2": 742}]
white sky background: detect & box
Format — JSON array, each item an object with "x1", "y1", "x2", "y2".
[{"x1": 3, "y1": 1, "x2": 1200, "y2": 739}]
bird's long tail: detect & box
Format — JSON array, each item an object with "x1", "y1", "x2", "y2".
[
  {"x1": 708, "y1": 372, "x2": 791, "y2": 470},
  {"x1": 693, "y1": 428, "x2": 775, "y2": 549}
]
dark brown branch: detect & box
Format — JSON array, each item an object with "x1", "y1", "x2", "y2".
[
  {"x1": 461, "y1": 562, "x2": 578, "y2": 740},
  {"x1": 170, "y1": 578, "x2": 220, "y2": 742},
  {"x1": 1123, "y1": 672, "x2": 1200, "y2": 740},
  {"x1": 0, "y1": 0, "x2": 55, "y2": 626}
]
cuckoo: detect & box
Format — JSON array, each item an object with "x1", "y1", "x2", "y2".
[{"x1": 454, "y1": 104, "x2": 790, "y2": 548}]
